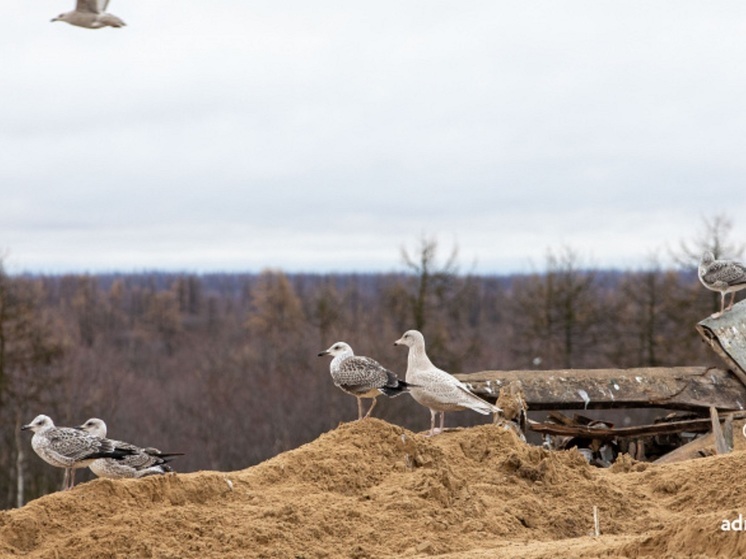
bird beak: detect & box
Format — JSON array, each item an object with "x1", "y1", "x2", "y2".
[
  {"x1": 317, "y1": 350, "x2": 329, "y2": 357},
  {"x1": 20, "y1": 424, "x2": 32, "y2": 431},
  {"x1": 393, "y1": 338, "x2": 403, "y2": 346}
]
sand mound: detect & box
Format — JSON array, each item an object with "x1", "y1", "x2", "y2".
[{"x1": 2, "y1": 419, "x2": 745, "y2": 558}]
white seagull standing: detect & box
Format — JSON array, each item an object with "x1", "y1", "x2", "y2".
[
  {"x1": 51, "y1": 0, "x2": 126, "y2": 29},
  {"x1": 21, "y1": 414, "x2": 134, "y2": 490},
  {"x1": 76, "y1": 418, "x2": 182, "y2": 479},
  {"x1": 698, "y1": 251, "x2": 746, "y2": 318},
  {"x1": 318, "y1": 342, "x2": 413, "y2": 420},
  {"x1": 394, "y1": 330, "x2": 500, "y2": 436}
]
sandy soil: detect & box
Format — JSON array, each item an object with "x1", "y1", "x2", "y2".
[{"x1": 2, "y1": 419, "x2": 746, "y2": 558}]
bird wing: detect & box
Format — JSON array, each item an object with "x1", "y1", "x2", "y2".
[
  {"x1": 76, "y1": 0, "x2": 102, "y2": 14},
  {"x1": 334, "y1": 356, "x2": 387, "y2": 393},
  {"x1": 410, "y1": 367, "x2": 498, "y2": 413},
  {"x1": 703, "y1": 260, "x2": 746, "y2": 286},
  {"x1": 49, "y1": 428, "x2": 116, "y2": 461}
]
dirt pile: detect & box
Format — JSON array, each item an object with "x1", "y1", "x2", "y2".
[{"x1": 1, "y1": 419, "x2": 745, "y2": 558}]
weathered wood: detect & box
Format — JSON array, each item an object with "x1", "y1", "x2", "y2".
[
  {"x1": 710, "y1": 406, "x2": 729, "y2": 455},
  {"x1": 456, "y1": 367, "x2": 746, "y2": 412},
  {"x1": 723, "y1": 413, "x2": 734, "y2": 451},
  {"x1": 528, "y1": 411, "x2": 746, "y2": 440},
  {"x1": 696, "y1": 300, "x2": 746, "y2": 389},
  {"x1": 653, "y1": 432, "x2": 716, "y2": 464}
]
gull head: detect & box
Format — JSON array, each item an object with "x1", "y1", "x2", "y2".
[
  {"x1": 76, "y1": 418, "x2": 107, "y2": 438},
  {"x1": 21, "y1": 414, "x2": 54, "y2": 432},
  {"x1": 700, "y1": 251, "x2": 715, "y2": 266},
  {"x1": 318, "y1": 342, "x2": 354, "y2": 358},
  {"x1": 699, "y1": 251, "x2": 716, "y2": 279},
  {"x1": 394, "y1": 330, "x2": 425, "y2": 349}
]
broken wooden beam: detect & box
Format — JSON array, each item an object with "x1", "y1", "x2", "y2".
[
  {"x1": 528, "y1": 411, "x2": 746, "y2": 440},
  {"x1": 653, "y1": 431, "x2": 717, "y2": 464},
  {"x1": 455, "y1": 366, "x2": 746, "y2": 412},
  {"x1": 710, "y1": 406, "x2": 730, "y2": 455}
]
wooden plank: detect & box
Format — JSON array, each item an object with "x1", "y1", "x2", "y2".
[
  {"x1": 456, "y1": 367, "x2": 746, "y2": 412},
  {"x1": 710, "y1": 406, "x2": 729, "y2": 455},
  {"x1": 696, "y1": 299, "x2": 746, "y2": 389},
  {"x1": 654, "y1": 432, "x2": 715, "y2": 464},
  {"x1": 723, "y1": 414, "x2": 734, "y2": 452},
  {"x1": 528, "y1": 411, "x2": 746, "y2": 440}
]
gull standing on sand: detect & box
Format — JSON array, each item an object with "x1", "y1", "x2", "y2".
[
  {"x1": 21, "y1": 415, "x2": 134, "y2": 490},
  {"x1": 698, "y1": 251, "x2": 746, "y2": 318},
  {"x1": 51, "y1": 0, "x2": 126, "y2": 29},
  {"x1": 394, "y1": 330, "x2": 501, "y2": 436},
  {"x1": 318, "y1": 342, "x2": 413, "y2": 420},
  {"x1": 76, "y1": 418, "x2": 182, "y2": 479}
]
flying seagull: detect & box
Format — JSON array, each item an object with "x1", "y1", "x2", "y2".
[
  {"x1": 394, "y1": 330, "x2": 501, "y2": 436},
  {"x1": 21, "y1": 414, "x2": 134, "y2": 490},
  {"x1": 318, "y1": 341, "x2": 413, "y2": 420},
  {"x1": 75, "y1": 418, "x2": 182, "y2": 478},
  {"x1": 698, "y1": 251, "x2": 746, "y2": 318},
  {"x1": 51, "y1": 0, "x2": 126, "y2": 29}
]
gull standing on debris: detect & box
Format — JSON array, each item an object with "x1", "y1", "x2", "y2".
[
  {"x1": 394, "y1": 330, "x2": 501, "y2": 436},
  {"x1": 21, "y1": 415, "x2": 134, "y2": 490},
  {"x1": 51, "y1": 0, "x2": 126, "y2": 29},
  {"x1": 76, "y1": 418, "x2": 182, "y2": 479},
  {"x1": 698, "y1": 251, "x2": 746, "y2": 318},
  {"x1": 318, "y1": 342, "x2": 413, "y2": 420}
]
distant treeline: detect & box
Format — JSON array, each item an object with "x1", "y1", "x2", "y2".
[{"x1": 0, "y1": 252, "x2": 722, "y2": 508}]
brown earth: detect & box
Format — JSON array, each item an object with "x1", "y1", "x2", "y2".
[{"x1": 2, "y1": 419, "x2": 746, "y2": 559}]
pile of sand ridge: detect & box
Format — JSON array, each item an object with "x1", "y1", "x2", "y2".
[{"x1": 2, "y1": 419, "x2": 745, "y2": 558}]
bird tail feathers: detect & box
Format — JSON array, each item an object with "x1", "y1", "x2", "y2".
[{"x1": 379, "y1": 379, "x2": 418, "y2": 398}]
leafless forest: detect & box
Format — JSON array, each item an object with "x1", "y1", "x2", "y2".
[{"x1": 0, "y1": 226, "x2": 737, "y2": 509}]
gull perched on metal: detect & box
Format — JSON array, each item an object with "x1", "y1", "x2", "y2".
[
  {"x1": 698, "y1": 251, "x2": 746, "y2": 318},
  {"x1": 394, "y1": 330, "x2": 501, "y2": 436},
  {"x1": 21, "y1": 414, "x2": 134, "y2": 490},
  {"x1": 318, "y1": 341, "x2": 413, "y2": 420},
  {"x1": 51, "y1": 0, "x2": 126, "y2": 29},
  {"x1": 76, "y1": 418, "x2": 182, "y2": 479}
]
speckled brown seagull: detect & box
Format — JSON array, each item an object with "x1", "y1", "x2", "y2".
[
  {"x1": 698, "y1": 251, "x2": 746, "y2": 318},
  {"x1": 51, "y1": 0, "x2": 126, "y2": 29},
  {"x1": 318, "y1": 342, "x2": 413, "y2": 420},
  {"x1": 76, "y1": 418, "x2": 183, "y2": 479},
  {"x1": 21, "y1": 414, "x2": 135, "y2": 490}
]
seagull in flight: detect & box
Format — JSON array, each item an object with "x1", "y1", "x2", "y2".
[{"x1": 51, "y1": 0, "x2": 126, "y2": 29}]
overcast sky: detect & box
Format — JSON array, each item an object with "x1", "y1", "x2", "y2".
[{"x1": 2, "y1": 1, "x2": 745, "y2": 275}]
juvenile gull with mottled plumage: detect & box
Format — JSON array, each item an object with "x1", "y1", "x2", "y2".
[
  {"x1": 21, "y1": 414, "x2": 134, "y2": 490},
  {"x1": 76, "y1": 418, "x2": 182, "y2": 479},
  {"x1": 394, "y1": 330, "x2": 501, "y2": 436},
  {"x1": 318, "y1": 342, "x2": 412, "y2": 420},
  {"x1": 698, "y1": 251, "x2": 746, "y2": 318}
]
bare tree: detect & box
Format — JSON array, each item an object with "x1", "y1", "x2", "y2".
[
  {"x1": 511, "y1": 246, "x2": 602, "y2": 369},
  {"x1": 675, "y1": 213, "x2": 746, "y2": 265},
  {"x1": 400, "y1": 235, "x2": 459, "y2": 332}
]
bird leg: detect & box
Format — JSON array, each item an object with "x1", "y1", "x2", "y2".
[
  {"x1": 363, "y1": 398, "x2": 377, "y2": 419},
  {"x1": 356, "y1": 398, "x2": 364, "y2": 420},
  {"x1": 428, "y1": 409, "x2": 437, "y2": 437},
  {"x1": 62, "y1": 468, "x2": 69, "y2": 491},
  {"x1": 726, "y1": 291, "x2": 738, "y2": 311}
]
